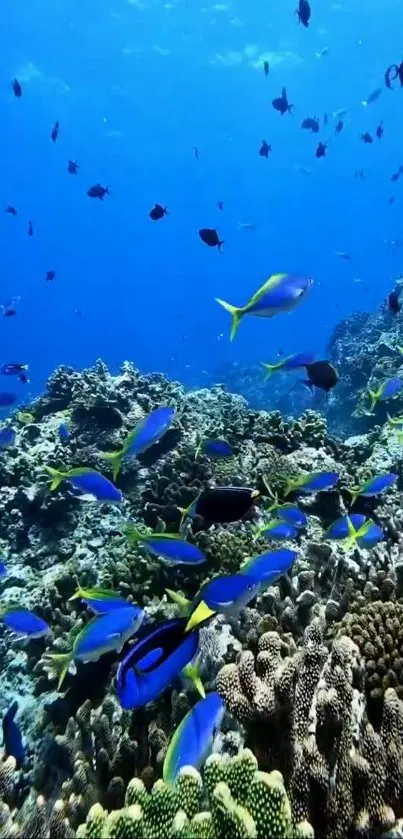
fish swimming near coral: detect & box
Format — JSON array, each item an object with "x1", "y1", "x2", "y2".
[
  {"x1": 0, "y1": 427, "x2": 16, "y2": 448},
  {"x1": 185, "y1": 574, "x2": 259, "y2": 632},
  {"x1": 2, "y1": 701, "x2": 24, "y2": 768},
  {"x1": 240, "y1": 548, "x2": 297, "y2": 587},
  {"x1": 216, "y1": 273, "x2": 313, "y2": 341},
  {"x1": 163, "y1": 692, "x2": 225, "y2": 785},
  {"x1": 348, "y1": 473, "x2": 397, "y2": 505},
  {"x1": 100, "y1": 406, "x2": 175, "y2": 479},
  {"x1": 58, "y1": 422, "x2": 70, "y2": 444},
  {"x1": 324, "y1": 514, "x2": 383, "y2": 549},
  {"x1": 2, "y1": 607, "x2": 50, "y2": 640},
  {"x1": 126, "y1": 527, "x2": 207, "y2": 566},
  {"x1": 285, "y1": 471, "x2": 339, "y2": 496},
  {"x1": 368, "y1": 378, "x2": 403, "y2": 412},
  {"x1": 69, "y1": 586, "x2": 135, "y2": 615},
  {"x1": 266, "y1": 502, "x2": 308, "y2": 529},
  {"x1": 45, "y1": 466, "x2": 123, "y2": 503},
  {"x1": 179, "y1": 486, "x2": 259, "y2": 529},
  {"x1": 195, "y1": 438, "x2": 233, "y2": 459},
  {"x1": 253, "y1": 519, "x2": 298, "y2": 542},
  {"x1": 42, "y1": 606, "x2": 144, "y2": 690},
  {"x1": 116, "y1": 618, "x2": 200, "y2": 709},
  {"x1": 261, "y1": 352, "x2": 315, "y2": 380}
]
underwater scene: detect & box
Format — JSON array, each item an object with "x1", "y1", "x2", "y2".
[{"x1": 4, "y1": 0, "x2": 403, "y2": 837}]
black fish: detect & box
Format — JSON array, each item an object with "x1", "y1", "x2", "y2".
[
  {"x1": 87, "y1": 184, "x2": 111, "y2": 200},
  {"x1": 304, "y1": 361, "x2": 338, "y2": 393},
  {"x1": 2, "y1": 702, "x2": 24, "y2": 768},
  {"x1": 361, "y1": 132, "x2": 373, "y2": 143},
  {"x1": 28, "y1": 220, "x2": 34, "y2": 237},
  {"x1": 189, "y1": 486, "x2": 259, "y2": 525},
  {"x1": 354, "y1": 169, "x2": 365, "y2": 180},
  {"x1": 388, "y1": 288, "x2": 401, "y2": 314},
  {"x1": 5, "y1": 206, "x2": 17, "y2": 216},
  {"x1": 301, "y1": 117, "x2": 320, "y2": 133},
  {"x1": 385, "y1": 62, "x2": 403, "y2": 89},
  {"x1": 389, "y1": 196, "x2": 396, "y2": 205},
  {"x1": 11, "y1": 79, "x2": 22, "y2": 97},
  {"x1": 198, "y1": 228, "x2": 224, "y2": 251},
  {"x1": 335, "y1": 120, "x2": 343, "y2": 133},
  {"x1": 376, "y1": 122, "x2": 384, "y2": 139},
  {"x1": 316, "y1": 141, "x2": 327, "y2": 158},
  {"x1": 0, "y1": 363, "x2": 28, "y2": 377},
  {"x1": 263, "y1": 60, "x2": 269, "y2": 77},
  {"x1": 149, "y1": 204, "x2": 168, "y2": 221},
  {"x1": 259, "y1": 140, "x2": 271, "y2": 158},
  {"x1": 193, "y1": 146, "x2": 200, "y2": 160},
  {"x1": 51, "y1": 121, "x2": 59, "y2": 143},
  {"x1": 217, "y1": 200, "x2": 224, "y2": 211},
  {"x1": 272, "y1": 87, "x2": 293, "y2": 115},
  {"x1": 45, "y1": 270, "x2": 56, "y2": 282},
  {"x1": 296, "y1": 0, "x2": 311, "y2": 26},
  {"x1": 391, "y1": 172, "x2": 400, "y2": 182},
  {"x1": 68, "y1": 160, "x2": 79, "y2": 175}
]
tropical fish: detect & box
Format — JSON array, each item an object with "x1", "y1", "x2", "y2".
[
  {"x1": 87, "y1": 184, "x2": 111, "y2": 200},
  {"x1": 324, "y1": 515, "x2": 383, "y2": 549},
  {"x1": 68, "y1": 160, "x2": 79, "y2": 174},
  {"x1": 368, "y1": 378, "x2": 403, "y2": 412},
  {"x1": 100, "y1": 406, "x2": 175, "y2": 479},
  {"x1": 163, "y1": 693, "x2": 224, "y2": 785},
  {"x1": 2, "y1": 607, "x2": 50, "y2": 639},
  {"x1": 296, "y1": 0, "x2": 311, "y2": 26},
  {"x1": 185, "y1": 574, "x2": 259, "y2": 632},
  {"x1": 181, "y1": 656, "x2": 205, "y2": 698},
  {"x1": 58, "y1": 423, "x2": 70, "y2": 444},
  {"x1": 199, "y1": 229, "x2": 224, "y2": 251},
  {"x1": 348, "y1": 473, "x2": 397, "y2": 504},
  {"x1": 0, "y1": 427, "x2": 16, "y2": 448},
  {"x1": 2, "y1": 701, "x2": 24, "y2": 768},
  {"x1": 42, "y1": 607, "x2": 143, "y2": 690},
  {"x1": 272, "y1": 87, "x2": 293, "y2": 115},
  {"x1": 0, "y1": 363, "x2": 28, "y2": 377},
  {"x1": 51, "y1": 120, "x2": 60, "y2": 142},
  {"x1": 285, "y1": 471, "x2": 339, "y2": 496},
  {"x1": 0, "y1": 560, "x2": 7, "y2": 576},
  {"x1": 126, "y1": 528, "x2": 207, "y2": 566},
  {"x1": 325, "y1": 514, "x2": 367, "y2": 541},
  {"x1": 149, "y1": 204, "x2": 168, "y2": 221},
  {"x1": 195, "y1": 439, "x2": 233, "y2": 459},
  {"x1": 361, "y1": 87, "x2": 382, "y2": 106},
  {"x1": 253, "y1": 519, "x2": 298, "y2": 542},
  {"x1": 116, "y1": 618, "x2": 200, "y2": 709},
  {"x1": 303, "y1": 361, "x2": 339, "y2": 393},
  {"x1": 216, "y1": 273, "x2": 313, "y2": 341},
  {"x1": 240, "y1": 547, "x2": 297, "y2": 586},
  {"x1": 316, "y1": 142, "x2": 327, "y2": 158},
  {"x1": 69, "y1": 586, "x2": 135, "y2": 615},
  {"x1": 268, "y1": 502, "x2": 308, "y2": 529},
  {"x1": 0, "y1": 393, "x2": 16, "y2": 407},
  {"x1": 45, "y1": 466, "x2": 123, "y2": 503},
  {"x1": 354, "y1": 519, "x2": 384, "y2": 550},
  {"x1": 179, "y1": 487, "x2": 259, "y2": 529},
  {"x1": 261, "y1": 352, "x2": 315, "y2": 380}
]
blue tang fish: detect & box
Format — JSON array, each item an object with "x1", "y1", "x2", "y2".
[
  {"x1": 0, "y1": 393, "x2": 16, "y2": 407},
  {"x1": 116, "y1": 618, "x2": 199, "y2": 709},
  {"x1": 253, "y1": 519, "x2": 298, "y2": 542},
  {"x1": 45, "y1": 466, "x2": 123, "y2": 504},
  {"x1": 196, "y1": 439, "x2": 233, "y2": 459},
  {"x1": 325, "y1": 514, "x2": 367, "y2": 541},
  {"x1": 261, "y1": 352, "x2": 315, "y2": 380},
  {"x1": 100, "y1": 406, "x2": 175, "y2": 480},
  {"x1": 127, "y1": 528, "x2": 206, "y2": 566},
  {"x1": 216, "y1": 273, "x2": 313, "y2": 341},
  {"x1": 163, "y1": 692, "x2": 225, "y2": 785},
  {"x1": 368, "y1": 378, "x2": 403, "y2": 412},
  {"x1": 2, "y1": 607, "x2": 50, "y2": 639},
  {"x1": 69, "y1": 586, "x2": 132, "y2": 614},
  {"x1": 2, "y1": 701, "x2": 24, "y2": 768},
  {"x1": 185, "y1": 574, "x2": 259, "y2": 632},
  {"x1": 240, "y1": 548, "x2": 297, "y2": 587},
  {"x1": 354, "y1": 519, "x2": 384, "y2": 550},
  {"x1": 268, "y1": 502, "x2": 308, "y2": 529},
  {"x1": 0, "y1": 363, "x2": 28, "y2": 378},
  {"x1": 42, "y1": 606, "x2": 144, "y2": 690},
  {"x1": 0, "y1": 427, "x2": 16, "y2": 448},
  {"x1": 348, "y1": 473, "x2": 397, "y2": 505},
  {"x1": 285, "y1": 471, "x2": 339, "y2": 496},
  {"x1": 58, "y1": 423, "x2": 70, "y2": 444}
]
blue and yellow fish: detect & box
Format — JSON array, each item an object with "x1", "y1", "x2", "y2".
[
  {"x1": 163, "y1": 692, "x2": 225, "y2": 785},
  {"x1": 100, "y1": 406, "x2": 175, "y2": 479}
]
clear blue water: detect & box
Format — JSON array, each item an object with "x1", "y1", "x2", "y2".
[{"x1": 1, "y1": 0, "x2": 403, "y2": 405}]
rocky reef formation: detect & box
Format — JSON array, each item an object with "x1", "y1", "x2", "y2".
[{"x1": 2, "y1": 359, "x2": 403, "y2": 837}]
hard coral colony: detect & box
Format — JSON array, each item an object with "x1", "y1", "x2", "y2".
[{"x1": 3, "y1": 1, "x2": 403, "y2": 838}]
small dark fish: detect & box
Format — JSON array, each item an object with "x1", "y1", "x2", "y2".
[
  {"x1": 5, "y1": 206, "x2": 17, "y2": 216},
  {"x1": 193, "y1": 146, "x2": 200, "y2": 160},
  {"x1": 0, "y1": 393, "x2": 17, "y2": 407},
  {"x1": 388, "y1": 289, "x2": 401, "y2": 314},
  {"x1": 87, "y1": 184, "x2": 111, "y2": 200},
  {"x1": 217, "y1": 200, "x2": 224, "y2": 211},
  {"x1": 355, "y1": 169, "x2": 365, "y2": 180},
  {"x1": 361, "y1": 132, "x2": 373, "y2": 143},
  {"x1": 263, "y1": 60, "x2": 269, "y2": 77},
  {"x1": 198, "y1": 228, "x2": 224, "y2": 251},
  {"x1": 272, "y1": 87, "x2": 293, "y2": 116},
  {"x1": 316, "y1": 142, "x2": 327, "y2": 158},
  {"x1": 149, "y1": 204, "x2": 168, "y2": 221},
  {"x1": 45, "y1": 270, "x2": 56, "y2": 282},
  {"x1": 0, "y1": 363, "x2": 28, "y2": 377},
  {"x1": 376, "y1": 123, "x2": 384, "y2": 139},
  {"x1": 2, "y1": 702, "x2": 24, "y2": 768},
  {"x1": 259, "y1": 140, "x2": 271, "y2": 158},
  {"x1": 51, "y1": 121, "x2": 59, "y2": 143},
  {"x1": 335, "y1": 120, "x2": 343, "y2": 134},
  {"x1": 389, "y1": 196, "x2": 396, "y2": 205},
  {"x1": 68, "y1": 160, "x2": 79, "y2": 175},
  {"x1": 301, "y1": 117, "x2": 320, "y2": 133},
  {"x1": 391, "y1": 172, "x2": 400, "y2": 182},
  {"x1": 385, "y1": 62, "x2": 403, "y2": 89},
  {"x1": 304, "y1": 360, "x2": 338, "y2": 393},
  {"x1": 28, "y1": 220, "x2": 34, "y2": 237},
  {"x1": 180, "y1": 486, "x2": 259, "y2": 527},
  {"x1": 2, "y1": 307, "x2": 17, "y2": 317},
  {"x1": 11, "y1": 79, "x2": 22, "y2": 97},
  {"x1": 363, "y1": 88, "x2": 382, "y2": 106},
  {"x1": 296, "y1": 0, "x2": 311, "y2": 26}
]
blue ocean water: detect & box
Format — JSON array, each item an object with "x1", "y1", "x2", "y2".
[{"x1": 1, "y1": 0, "x2": 402, "y2": 403}]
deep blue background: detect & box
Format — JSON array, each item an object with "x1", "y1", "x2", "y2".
[{"x1": 1, "y1": 0, "x2": 402, "y2": 406}]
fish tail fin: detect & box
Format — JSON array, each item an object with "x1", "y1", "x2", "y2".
[
  {"x1": 348, "y1": 487, "x2": 359, "y2": 505},
  {"x1": 41, "y1": 652, "x2": 72, "y2": 691},
  {"x1": 98, "y1": 450, "x2": 123, "y2": 481},
  {"x1": 165, "y1": 588, "x2": 191, "y2": 616},
  {"x1": 368, "y1": 389, "x2": 377, "y2": 413},
  {"x1": 262, "y1": 363, "x2": 275, "y2": 381},
  {"x1": 68, "y1": 587, "x2": 84, "y2": 602},
  {"x1": 218, "y1": 240, "x2": 225, "y2": 252},
  {"x1": 284, "y1": 480, "x2": 294, "y2": 498},
  {"x1": 44, "y1": 465, "x2": 64, "y2": 491},
  {"x1": 184, "y1": 657, "x2": 205, "y2": 698},
  {"x1": 124, "y1": 523, "x2": 142, "y2": 544},
  {"x1": 344, "y1": 516, "x2": 358, "y2": 550},
  {"x1": 215, "y1": 298, "x2": 242, "y2": 341}
]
